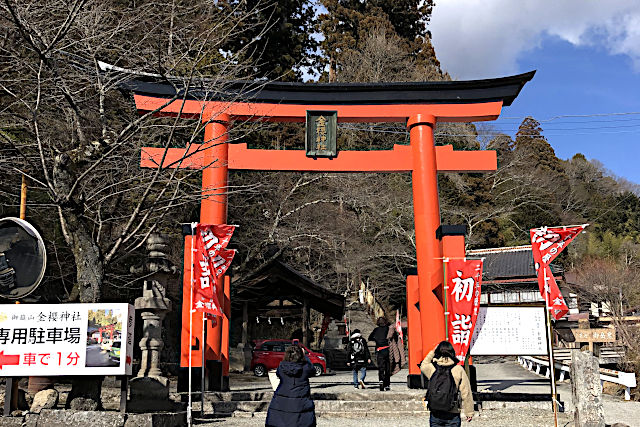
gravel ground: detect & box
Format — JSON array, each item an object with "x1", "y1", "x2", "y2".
[
  {"x1": 2, "y1": 359, "x2": 638, "y2": 426},
  {"x1": 196, "y1": 410, "x2": 575, "y2": 427},
  {"x1": 211, "y1": 359, "x2": 640, "y2": 427}
]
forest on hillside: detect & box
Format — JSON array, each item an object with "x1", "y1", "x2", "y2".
[{"x1": 1, "y1": 0, "x2": 639, "y2": 320}]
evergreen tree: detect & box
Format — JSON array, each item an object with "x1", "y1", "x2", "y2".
[
  {"x1": 317, "y1": 0, "x2": 435, "y2": 80},
  {"x1": 219, "y1": 0, "x2": 317, "y2": 81},
  {"x1": 514, "y1": 118, "x2": 562, "y2": 172}
]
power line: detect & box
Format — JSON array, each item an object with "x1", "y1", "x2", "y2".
[
  {"x1": 439, "y1": 130, "x2": 640, "y2": 136},
  {"x1": 493, "y1": 116, "x2": 640, "y2": 124},
  {"x1": 499, "y1": 111, "x2": 640, "y2": 122},
  {"x1": 339, "y1": 122, "x2": 640, "y2": 137}
]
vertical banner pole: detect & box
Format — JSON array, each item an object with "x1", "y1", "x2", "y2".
[
  {"x1": 187, "y1": 223, "x2": 196, "y2": 427},
  {"x1": 443, "y1": 258, "x2": 449, "y2": 339},
  {"x1": 543, "y1": 268, "x2": 559, "y2": 427},
  {"x1": 201, "y1": 316, "x2": 207, "y2": 418}
]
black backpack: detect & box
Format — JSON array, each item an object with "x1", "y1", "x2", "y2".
[
  {"x1": 349, "y1": 338, "x2": 365, "y2": 360},
  {"x1": 426, "y1": 363, "x2": 460, "y2": 412}
]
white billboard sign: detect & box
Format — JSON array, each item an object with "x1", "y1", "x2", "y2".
[
  {"x1": 470, "y1": 306, "x2": 547, "y2": 356},
  {"x1": 0, "y1": 303, "x2": 134, "y2": 376}
]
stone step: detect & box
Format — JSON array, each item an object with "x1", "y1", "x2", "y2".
[
  {"x1": 317, "y1": 410, "x2": 428, "y2": 418},
  {"x1": 223, "y1": 410, "x2": 430, "y2": 419},
  {"x1": 211, "y1": 399, "x2": 427, "y2": 416},
  {"x1": 204, "y1": 390, "x2": 424, "y2": 402},
  {"x1": 204, "y1": 391, "x2": 274, "y2": 402},
  {"x1": 316, "y1": 400, "x2": 426, "y2": 412},
  {"x1": 479, "y1": 401, "x2": 558, "y2": 411}
]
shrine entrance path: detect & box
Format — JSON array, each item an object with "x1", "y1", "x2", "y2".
[
  {"x1": 474, "y1": 356, "x2": 557, "y2": 395},
  {"x1": 229, "y1": 368, "x2": 420, "y2": 394},
  {"x1": 227, "y1": 357, "x2": 556, "y2": 396}
]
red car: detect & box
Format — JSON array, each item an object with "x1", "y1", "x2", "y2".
[{"x1": 251, "y1": 339, "x2": 326, "y2": 377}]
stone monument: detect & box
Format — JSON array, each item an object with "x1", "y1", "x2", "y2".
[
  {"x1": 570, "y1": 350, "x2": 605, "y2": 427},
  {"x1": 128, "y1": 233, "x2": 183, "y2": 413}
]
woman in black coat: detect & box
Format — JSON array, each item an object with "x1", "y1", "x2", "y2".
[
  {"x1": 368, "y1": 316, "x2": 392, "y2": 391},
  {"x1": 266, "y1": 344, "x2": 316, "y2": 427}
]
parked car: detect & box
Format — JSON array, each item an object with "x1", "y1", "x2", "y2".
[
  {"x1": 109, "y1": 341, "x2": 121, "y2": 362},
  {"x1": 100, "y1": 339, "x2": 112, "y2": 351},
  {"x1": 250, "y1": 339, "x2": 326, "y2": 377}
]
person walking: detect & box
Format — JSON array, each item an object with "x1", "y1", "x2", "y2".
[
  {"x1": 387, "y1": 322, "x2": 405, "y2": 376},
  {"x1": 420, "y1": 341, "x2": 474, "y2": 426},
  {"x1": 346, "y1": 329, "x2": 371, "y2": 389},
  {"x1": 265, "y1": 344, "x2": 316, "y2": 427},
  {"x1": 368, "y1": 317, "x2": 392, "y2": 391}
]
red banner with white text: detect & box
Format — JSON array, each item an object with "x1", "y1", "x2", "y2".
[
  {"x1": 211, "y1": 248, "x2": 236, "y2": 278},
  {"x1": 192, "y1": 224, "x2": 236, "y2": 317},
  {"x1": 395, "y1": 309, "x2": 404, "y2": 345},
  {"x1": 445, "y1": 259, "x2": 484, "y2": 363},
  {"x1": 530, "y1": 225, "x2": 588, "y2": 320}
]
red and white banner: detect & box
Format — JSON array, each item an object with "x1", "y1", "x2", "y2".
[
  {"x1": 192, "y1": 224, "x2": 236, "y2": 317},
  {"x1": 395, "y1": 310, "x2": 403, "y2": 345},
  {"x1": 445, "y1": 259, "x2": 484, "y2": 363},
  {"x1": 530, "y1": 225, "x2": 588, "y2": 320},
  {"x1": 200, "y1": 224, "x2": 235, "y2": 259},
  {"x1": 212, "y1": 248, "x2": 236, "y2": 278}
]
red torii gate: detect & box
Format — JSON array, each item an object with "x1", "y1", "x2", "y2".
[
  {"x1": 128, "y1": 72, "x2": 534, "y2": 388},
  {"x1": 98, "y1": 324, "x2": 116, "y2": 344}
]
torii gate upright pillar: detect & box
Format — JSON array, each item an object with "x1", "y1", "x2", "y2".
[
  {"x1": 201, "y1": 113, "x2": 230, "y2": 368},
  {"x1": 180, "y1": 113, "x2": 232, "y2": 390},
  {"x1": 409, "y1": 114, "x2": 446, "y2": 359}
]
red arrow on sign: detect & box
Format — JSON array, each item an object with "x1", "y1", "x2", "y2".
[
  {"x1": 125, "y1": 355, "x2": 131, "y2": 365},
  {"x1": 0, "y1": 351, "x2": 20, "y2": 369}
]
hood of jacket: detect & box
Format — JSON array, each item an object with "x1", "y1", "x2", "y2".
[
  {"x1": 433, "y1": 356, "x2": 457, "y2": 367},
  {"x1": 350, "y1": 332, "x2": 362, "y2": 339},
  {"x1": 279, "y1": 361, "x2": 304, "y2": 376}
]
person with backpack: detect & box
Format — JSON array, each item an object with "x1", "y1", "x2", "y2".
[
  {"x1": 266, "y1": 344, "x2": 316, "y2": 427},
  {"x1": 420, "y1": 341, "x2": 474, "y2": 426},
  {"x1": 368, "y1": 317, "x2": 393, "y2": 391},
  {"x1": 346, "y1": 329, "x2": 371, "y2": 389}
]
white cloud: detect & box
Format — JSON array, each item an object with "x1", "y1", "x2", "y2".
[{"x1": 429, "y1": 1, "x2": 640, "y2": 79}]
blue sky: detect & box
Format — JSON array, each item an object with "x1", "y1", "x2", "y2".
[
  {"x1": 492, "y1": 37, "x2": 640, "y2": 185},
  {"x1": 429, "y1": 1, "x2": 640, "y2": 185}
]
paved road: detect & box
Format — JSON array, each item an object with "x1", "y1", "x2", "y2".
[{"x1": 85, "y1": 344, "x2": 118, "y2": 367}]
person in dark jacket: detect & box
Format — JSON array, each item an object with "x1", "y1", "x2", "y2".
[
  {"x1": 266, "y1": 344, "x2": 316, "y2": 427},
  {"x1": 346, "y1": 329, "x2": 371, "y2": 389},
  {"x1": 368, "y1": 317, "x2": 392, "y2": 391}
]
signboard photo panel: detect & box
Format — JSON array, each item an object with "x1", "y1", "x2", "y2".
[
  {"x1": 0, "y1": 303, "x2": 134, "y2": 376},
  {"x1": 469, "y1": 306, "x2": 547, "y2": 356}
]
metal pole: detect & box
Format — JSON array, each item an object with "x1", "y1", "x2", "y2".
[
  {"x1": 19, "y1": 175, "x2": 27, "y2": 220},
  {"x1": 187, "y1": 223, "x2": 196, "y2": 427},
  {"x1": 3, "y1": 378, "x2": 13, "y2": 417},
  {"x1": 543, "y1": 268, "x2": 559, "y2": 427},
  {"x1": 201, "y1": 316, "x2": 207, "y2": 418},
  {"x1": 119, "y1": 376, "x2": 128, "y2": 414}
]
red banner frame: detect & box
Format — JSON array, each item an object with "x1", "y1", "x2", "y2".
[{"x1": 445, "y1": 259, "x2": 483, "y2": 363}]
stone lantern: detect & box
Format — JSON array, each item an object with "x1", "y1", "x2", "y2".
[{"x1": 128, "y1": 233, "x2": 181, "y2": 412}]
